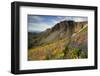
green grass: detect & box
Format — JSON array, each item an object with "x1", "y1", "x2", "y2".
[{"x1": 28, "y1": 25, "x2": 88, "y2": 60}]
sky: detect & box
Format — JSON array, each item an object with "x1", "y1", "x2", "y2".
[{"x1": 28, "y1": 15, "x2": 88, "y2": 32}]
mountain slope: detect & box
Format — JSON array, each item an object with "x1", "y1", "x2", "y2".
[{"x1": 28, "y1": 20, "x2": 88, "y2": 60}]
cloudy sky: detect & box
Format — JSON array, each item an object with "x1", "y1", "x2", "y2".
[{"x1": 28, "y1": 15, "x2": 87, "y2": 32}]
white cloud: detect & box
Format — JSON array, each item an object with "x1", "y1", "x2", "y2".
[
  {"x1": 28, "y1": 23, "x2": 53, "y2": 32},
  {"x1": 73, "y1": 17, "x2": 88, "y2": 22},
  {"x1": 31, "y1": 16, "x2": 42, "y2": 21}
]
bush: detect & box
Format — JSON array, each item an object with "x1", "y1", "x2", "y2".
[
  {"x1": 63, "y1": 46, "x2": 69, "y2": 58},
  {"x1": 65, "y1": 47, "x2": 82, "y2": 59},
  {"x1": 80, "y1": 51, "x2": 87, "y2": 58},
  {"x1": 75, "y1": 48, "x2": 81, "y2": 58}
]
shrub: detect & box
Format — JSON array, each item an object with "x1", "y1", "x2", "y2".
[
  {"x1": 80, "y1": 51, "x2": 87, "y2": 58},
  {"x1": 63, "y1": 46, "x2": 69, "y2": 58},
  {"x1": 75, "y1": 48, "x2": 81, "y2": 58}
]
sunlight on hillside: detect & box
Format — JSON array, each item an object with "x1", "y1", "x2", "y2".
[{"x1": 28, "y1": 25, "x2": 88, "y2": 61}]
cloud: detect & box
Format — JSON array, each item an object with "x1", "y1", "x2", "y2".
[
  {"x1": 65, "y1": 16, "x2": 88, "y2": 22},
  {"x1": 73, "y1": 17, "x2": 88, "y2": 22},
  {"x1": 28, "y1": 15, "x2": 43, "y2": 23},
  {"x1": 28, "y1": 15, "x2": 59, "y2": 32},
  {"x1": 28, "y1": 23, "x2": 52, "y2": 32}
]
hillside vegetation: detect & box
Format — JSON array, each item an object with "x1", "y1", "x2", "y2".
[{"x1": 28, "y1": 21, "x2": 88, "y2": 61}]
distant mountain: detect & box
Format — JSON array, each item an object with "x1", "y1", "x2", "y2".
[
  {"x1": 28, "y1": 32, "x2": 39, "y2": 35},
  {"x1": 28, "y1": 20, "x2": 88, "y2": 60}
]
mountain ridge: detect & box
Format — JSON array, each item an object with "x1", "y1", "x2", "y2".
[{"x1": 28, "y1": 20, "x2": 87, "y2": 49}]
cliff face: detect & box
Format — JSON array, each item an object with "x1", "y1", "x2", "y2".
[
  {"x1": 74, "y1": 22, "x2": 87, "y2": 33},
  {"x1": 51, "y1": 21, "x2": 75, "y2": 37},
  {"x1": 51, "y1": 20, "x2": 87, "y2": 33},
  {"x1": 40, "y1": 20, "x2": 87, "y2": 43}
]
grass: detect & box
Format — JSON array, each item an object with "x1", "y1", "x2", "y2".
[{"x1": 28, "y1": 25, "x2": 88, "y2": 61}]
